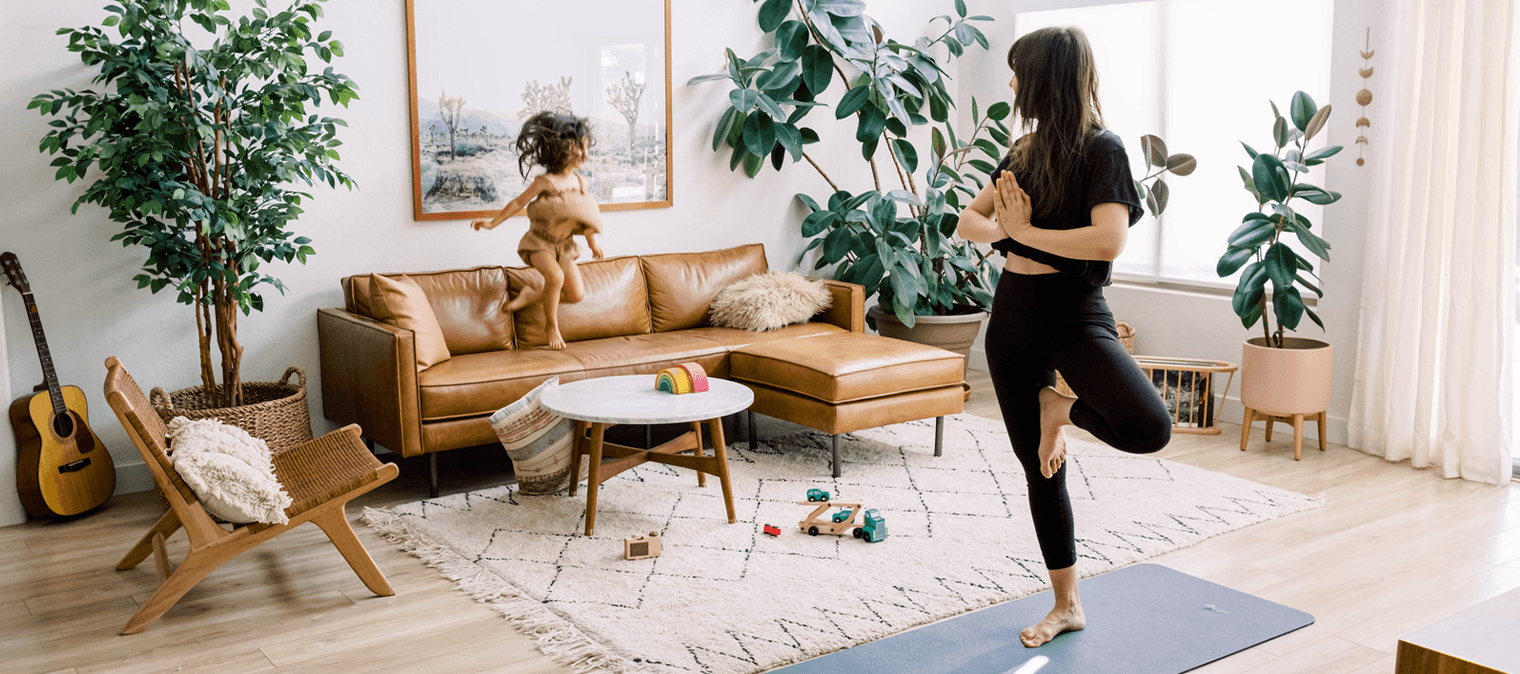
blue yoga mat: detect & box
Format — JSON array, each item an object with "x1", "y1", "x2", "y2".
[{"x1": 770, "y1": 564, "x2": 1313, "y2": 674}]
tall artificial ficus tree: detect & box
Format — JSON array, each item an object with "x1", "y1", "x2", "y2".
[{"x1": 30, "y1": 0, "x2": 358, "y2": 407}]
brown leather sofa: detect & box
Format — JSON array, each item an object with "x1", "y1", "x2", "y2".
[{"x1": 318, "y1": 244, "x2": 865, "y2": 494}]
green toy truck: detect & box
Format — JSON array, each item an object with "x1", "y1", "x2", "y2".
[{"x1": 852, "y1": 509, "x2": 888, "y2": 543}]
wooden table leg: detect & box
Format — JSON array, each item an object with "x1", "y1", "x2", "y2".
[
  {"x1": 584, "y1": 423, "x2": 606, "y2": 536},
  {"x1": 691, "y1": 421, "x2": 706, "y2": 487},
  {"x1": 707, "y1": 417, "x2": 737, "y2": 523}
]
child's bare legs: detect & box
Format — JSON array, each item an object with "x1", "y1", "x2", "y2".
[{"x1": 509, "y1": 251, "x2": 566, "y2": 348}]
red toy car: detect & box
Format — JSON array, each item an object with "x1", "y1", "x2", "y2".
[{"x1": 762, "y1": 524, "x2": 782, "y2": 537}]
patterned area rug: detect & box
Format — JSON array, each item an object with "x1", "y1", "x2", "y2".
[{"x1": 362, "y1": 413, "x2": 1321, "y2": 674}]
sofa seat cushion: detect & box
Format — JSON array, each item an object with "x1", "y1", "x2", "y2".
[
  {"x1": 680, "y1": 322, "x2": 843, "y2": 351},
  {"x1": 730, "y1": 332, "x2": 964, "y2": 404},
  {"x1": 418, "y1": 349, "x2": 584, "y2": 421},
  {"x1": 562, "y1": 332, "x2": 730, "y2": 378}
]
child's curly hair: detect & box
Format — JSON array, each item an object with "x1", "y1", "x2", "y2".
[{"x1": 516, "y1": 112, "x2": 594, "y2": 178}]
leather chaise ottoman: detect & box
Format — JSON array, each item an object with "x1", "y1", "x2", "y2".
[{"x1": 729, "y1": 332, "x2": 966, "y2": 476}]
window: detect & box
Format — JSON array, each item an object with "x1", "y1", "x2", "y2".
[{"x1": 1012, "y1": 0, "x2": 1335, "y2": 287}]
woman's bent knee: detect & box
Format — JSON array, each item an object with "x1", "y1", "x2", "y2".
[{"x1": 1121, "y1": 416, "x2": 1172, "y2": 454}]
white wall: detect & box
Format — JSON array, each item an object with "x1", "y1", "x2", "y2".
[
  {"x1": 0, "y1": 0, "x2": 961, "y2": 500},
  {"x1": 959, "y1": 0, "x2": 1385, "y2": 446}
]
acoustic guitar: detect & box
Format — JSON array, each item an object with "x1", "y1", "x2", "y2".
[{"x1": 2, "y1": 252, "x2": 114, "y2": 517}]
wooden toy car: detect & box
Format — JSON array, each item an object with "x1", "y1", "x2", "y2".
[
  {"x1": 806, "y1": 488, "x2": 830, "y2": 502},
  {"x1": 762, "y1": 524, "x2": 781, "y2": 536},
  {"x1": 797, "y1": 500, "x2": 864, "y2": 536},
  {"x1": 624, "y1": 531, "x2": 662, "y2": 560}
]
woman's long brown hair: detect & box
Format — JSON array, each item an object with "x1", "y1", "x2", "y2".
[{"x1": 1006, "y1": 27, "x2": 1105, "y2": 218}]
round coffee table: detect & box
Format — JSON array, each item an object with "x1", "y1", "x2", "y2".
[{"x1": 539, "y1": 375, "x2": 753, "y2": 535}]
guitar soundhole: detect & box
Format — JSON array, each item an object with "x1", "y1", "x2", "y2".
[{"x1": 52, "y1": 412, "x2": 75, "y2": 439}]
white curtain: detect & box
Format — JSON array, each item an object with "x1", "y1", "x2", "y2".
[{"x1": 1349, "y1": 0, "x2": 1518, "y2": 485}]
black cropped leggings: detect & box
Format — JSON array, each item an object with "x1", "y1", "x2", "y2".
[{"x1": 984, "y1": 271, "x2": 1172, "y2": 570}]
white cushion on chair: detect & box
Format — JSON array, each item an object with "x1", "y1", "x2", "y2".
[{"x1": 167, "y1": 417, "x2": 292, "y2": 525}]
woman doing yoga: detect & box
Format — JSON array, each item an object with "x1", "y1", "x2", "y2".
[{"x1": 956, "y1": 27, "x2": 1174, "y2": 648}]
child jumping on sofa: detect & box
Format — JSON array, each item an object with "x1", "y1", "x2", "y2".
[{"x1": 472, "y1": 112, "x2": 603, "y2": 349}]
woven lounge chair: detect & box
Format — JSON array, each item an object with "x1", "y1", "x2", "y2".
[{"x1": 103, "y1": 356, "x2": 399, "y2": 634}]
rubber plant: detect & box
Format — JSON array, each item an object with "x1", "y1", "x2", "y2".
[
  {"x1": 687, "y1": 0, "x2": 1005, "y2": 327},
  {"x1": 30, "y1": 0, "x2": 357, "y2": 406},
  {"x1": 1216, "y1": 91, "x2": 1342, "y2": 347}
]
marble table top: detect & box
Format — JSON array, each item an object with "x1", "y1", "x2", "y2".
[{"x1": 538, "y1": 375, "x2": 754, "y2": 425}]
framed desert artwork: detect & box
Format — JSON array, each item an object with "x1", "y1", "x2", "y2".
[{"x1": 405, "y1": 0, "x2": 672, "y2": 221}]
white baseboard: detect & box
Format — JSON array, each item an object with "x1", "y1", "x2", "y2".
[{"x1": 114, "y1": 460, "x2": 156, "y2": 496}]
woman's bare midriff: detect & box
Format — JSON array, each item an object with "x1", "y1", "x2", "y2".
[{"x1": 1004, "y1": 251, "x2": 1060, "y2": 275}]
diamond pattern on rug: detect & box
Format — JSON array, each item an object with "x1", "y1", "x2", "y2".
[{"x1": 364, "y1": 413, "x2": 1321, "y2": 674}]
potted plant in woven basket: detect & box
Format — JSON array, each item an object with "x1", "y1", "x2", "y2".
[
  {"x1": 1216, "y1": 91, "x2": 1342, "y2": 425},
  {"x1": 30, "y1": 0, "x2": 357, "y2": 449}
]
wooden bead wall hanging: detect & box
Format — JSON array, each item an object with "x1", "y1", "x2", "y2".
[{"x1": 1356, "y1": 28, "x2": 1374, "y2": 166}]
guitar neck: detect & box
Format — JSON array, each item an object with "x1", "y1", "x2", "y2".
[{"x1": 19, "y1": 291, "x2": 65, "y2": 416}]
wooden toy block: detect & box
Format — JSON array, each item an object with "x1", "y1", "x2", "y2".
[{"x1": 624, "y1": 531, "x2": 662, "y2": 560}]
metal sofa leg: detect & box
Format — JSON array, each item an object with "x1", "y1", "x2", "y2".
[
  {"x1": 429, "y1": 453, "x2": 439, "y2": 498},
  {"x1": 832, "y1": 434, "x2": 841, "y2": 478},
  {"x1": 749, "y1": 410, "x2": 757, "y2": 450},
  {"x1": 935, "y1": 416, "x2": 944, "y2": 457}
]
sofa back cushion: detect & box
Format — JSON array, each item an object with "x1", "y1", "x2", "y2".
[
  {"x1": 642, "y1": 244, "x2": 769, "y2": 332},
  {"x1": 508, "y1": 255, "x2": 652, "y2": 347},
  {"x1": 344, "y1": 267, "x2": 513, "y2": 355}
]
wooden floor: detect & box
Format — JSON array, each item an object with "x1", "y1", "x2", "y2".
[{"x1": 3, "y1": 369, "x2": 1516, "y2": 673}]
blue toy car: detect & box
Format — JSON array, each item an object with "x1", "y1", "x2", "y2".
[
  {"x1": 807, "y1": 488, "x2": 830, "y2": 502},
  {"x1": 831, "y1": 509, "x2": 853, "y2": 523}
]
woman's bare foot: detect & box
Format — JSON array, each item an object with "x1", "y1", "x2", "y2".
[
  {"x1": 1037, "y1": 386, "x2": 1076, "y2": 478},
  {"x1": 1020, "y1": 604, "x2": 1086, "y2": 648},
  {"x1": 545, "y1": 327, "x2": 566, "y2": 350}
]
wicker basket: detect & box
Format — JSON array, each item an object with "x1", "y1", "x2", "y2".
[
  {"x1": 1054, "y1": 320, "x2": 1134, "y2": 396},
  {"x1": 1131, "y1": 356, "x2": 1238, "y2": 435},
  {"x1": 150, "y1": 367, "x2": 314, "y2": 453}
]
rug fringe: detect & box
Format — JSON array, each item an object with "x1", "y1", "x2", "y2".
[{"x1": 361, "y1": 506, "x2": 639, "y2": 673}]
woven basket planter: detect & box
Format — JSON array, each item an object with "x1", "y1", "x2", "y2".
[
  {"x1": 1055, "y1": 320, "x2": 1135, "y2": 396},
  {"x1": 150, "y1": 366, "x2": 314, "y2": 453}
]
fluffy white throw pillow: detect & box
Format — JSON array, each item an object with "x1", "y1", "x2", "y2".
[
  {"x1": 709, "y1": 271, "x2": 833, "y2": 332},
  {"x1": 166, "y1": 417, "x2": 292, "y2": 525}
]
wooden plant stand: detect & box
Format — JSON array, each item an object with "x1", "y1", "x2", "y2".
[{"x1": 1240, "y1": 408, "x2": 1327, "y2": 460}]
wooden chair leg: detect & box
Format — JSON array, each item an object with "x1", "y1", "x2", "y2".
[
  {"x1": 120, "y1": 548, "x2": 228, "y2": 635},
  {"x1": 1240, "y1": 407, "x2": 1256, "y2": 451},
  {"x1": 1264, "y1": 416, "x2": 1275, "y2": 442},
  {"x1": 118, "y1": 508, "x2": 183, "y2": 571},
  {"x1": 1318, "y1": 411, "x2": 1327, "y2": 451},
  {"x1": 1292, "y1": 414, "x2": 1304, "y2": 460},
  {"x1": 311, "y1": 507, "x2": 395, "y2": 597}
]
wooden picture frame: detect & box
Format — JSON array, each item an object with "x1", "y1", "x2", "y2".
[{"x1": 404, "y1": 0, "x2": 673, "y2": 221}]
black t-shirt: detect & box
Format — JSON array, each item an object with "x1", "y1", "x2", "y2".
[{"x1": 988, "y1": 129, "x2": 1144, "y2": 286}]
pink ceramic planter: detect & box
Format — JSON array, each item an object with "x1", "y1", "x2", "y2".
[{"x1": 1240, "y1": 336, "x2": 1334, "y2": 416}]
